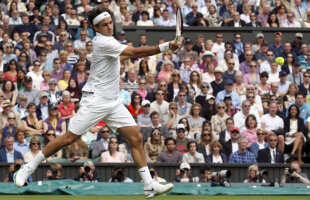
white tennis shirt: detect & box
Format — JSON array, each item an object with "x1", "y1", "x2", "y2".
[{"x1": 82, "y1": 32, "x2": 127, "y2": 99}]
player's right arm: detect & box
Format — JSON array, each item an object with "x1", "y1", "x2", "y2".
[{"x1": 121, "y1": 39, "x2": 181, "y2": 59}]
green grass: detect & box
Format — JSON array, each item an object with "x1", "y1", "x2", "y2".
[{"x1": 0, "y1": 196, "x2": 309, "y2": 200}]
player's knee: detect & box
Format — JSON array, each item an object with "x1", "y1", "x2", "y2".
[
  {"x1": 63, "y1": 132, "x2": 80, "y2": 145},
  {"x1": 128, "y1": 132, "x2": 143, "y2": 147}
]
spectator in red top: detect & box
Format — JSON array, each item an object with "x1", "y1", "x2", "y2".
[
  {"x1": 128, "y1": 92, "x2": 143, "y2": 117},
  {"x1": 4, "y1": 59, "x2": 18, "y2": 83},
  {"x1": 57, "y1": 90, "x2": 75, "y2": 123}
]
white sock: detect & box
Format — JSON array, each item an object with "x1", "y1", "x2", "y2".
[
  {"x1": 28, "y1": 151, "x2": 46, "y2": 170},
  {"x1": 138, "y1": 166, "x2": 152, "y2": 185}
]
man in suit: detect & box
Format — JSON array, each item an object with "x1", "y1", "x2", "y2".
[
  {"x1": 223, "y1": 127, "x2": 241, "y2": 158},
  {"x1": 227, "y1": 11, "x2": 246, "y2": 27},
  {"x1": 131, "y1": 3, "x2": 145, "y2": 24},
  {"x1": 91, "y1": 126, "x2": 111, "y2": 159},
  {"x1": 36, "y1": 92, "x2": 51, "y2": 121},
  {"x1": 0, "y1": 136, "x2": 23, "y2": 162},
  {"x1": 246, "y1": 12, "x2": 261, "y2": 27},
  {"x1": 291, "y1": 0, "x2": 307, "y2": 25},
  {"x1": 258, "y1": 133, "x2": 284, "y2": 163}
]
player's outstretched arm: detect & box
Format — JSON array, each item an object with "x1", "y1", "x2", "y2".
[{"x1": 120, "y1": 39, "x2": 181, "y2": 60}]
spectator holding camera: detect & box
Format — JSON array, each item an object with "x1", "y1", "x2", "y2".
[
  {"x1": 175, "y1": 162, "x2": 199, "y2": 183},
  {"x1": 74, "y1": 161, "x2": 102, "y2": 182},
  {"x1": 3, "y1": 159, "x2": 32, "y2": 183},
  {"x1": 149, "y1": 167, "x2": 166, "y2": 183},
  {"x1": 46, "y1": 163, "x2": 63, "y2": 180},
  {"x1": 244, "y1": 164, "x2": 266, "y2": 183},
  {"x1": 109, "y1": 167, "x2": 133, "y2": 183},
  {"x1": 199, "y1": 165, "x2": 212, "y2": 182},
  {"x1": 281, "y1": 161, "x2": 310, "y2": 184}
]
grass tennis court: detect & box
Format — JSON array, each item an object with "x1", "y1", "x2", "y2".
[{"x1": 0, "y1": 196, "x2": 309, "y2": 200}]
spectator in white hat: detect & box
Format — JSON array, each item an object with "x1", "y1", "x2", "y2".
[{"x1": 137, "y1": 100, "x2": 152, "y2": 128}]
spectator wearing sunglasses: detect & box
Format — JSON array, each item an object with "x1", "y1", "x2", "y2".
[
  {"x1": 24, "y1": 136, "x2": 44, "y2": 163},
  {"x1": 91, "y1": 126, "x2": 111, "y2": 159},
  {"x1": 137, "y1": 100, "x2": 152, "y2": 128},
  {"x1": 144, "y1": 128, "x2": 165, "y2": 163}
]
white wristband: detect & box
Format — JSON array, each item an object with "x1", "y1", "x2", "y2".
[{"x1": 159, "y1": 42, "x2": 170, "y2": 52}]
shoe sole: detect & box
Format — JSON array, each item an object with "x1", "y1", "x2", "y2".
[{"x1": 145, "y1": 184, "x2": 174, "y2": 199}]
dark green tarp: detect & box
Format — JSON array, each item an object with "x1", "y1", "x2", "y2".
[{"x1": 1, "y1": 180, "x2": 310, "y2": 196}]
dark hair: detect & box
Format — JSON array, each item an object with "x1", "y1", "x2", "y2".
[
  {"x1": 295, "y1": 92, "x2": 304, "y2": 98},
  {"x1": 7, "y1": 59, "x2": 18, "y2": 71},
  {"x1": 2, "y1": 79, "x2": 16, "y2": 92},
  {"x1": 130, "y1": 92, "x2": 141, "y2": 108},
  {"x1": 150, "y1": 111, "x2": 159, "y2": 119},
  {"x1": 138, "y1": 60, "x2": 149, "y2": 77},
  {"x1": 288, "y1": 104, "x2": 300, "y2": 119},
  {"x1": 187, "y1": 141, "x2": 197, "y2": 150},
  {"x1": 267, "y1": 13, "x2": 280, "y2": 27},
  {"x1": 87, "y1": 5, "x2": 111, "y2": 26},
  {"x1": 27, "y1": 102, "x2": 36, "y2": 109},
  {"x1": 226, "y1": 117, "x2": 234, "y2": 125},
  {"x1": 178, "y1": 118, "x2": 190, "y2": 132},
  {"x1": 164, "y1": 137, "x2": 176, "y2": 145},
  {"x1": 260, "y1": 71, "x2": 269, "y2": 78},
  {"x1": 245, "y1": 114, "x2": 257, "y2": 129}
]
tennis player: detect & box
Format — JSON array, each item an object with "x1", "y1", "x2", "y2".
[{"x1": 14, "y1": 6, "x2": 181, "y2": 199}]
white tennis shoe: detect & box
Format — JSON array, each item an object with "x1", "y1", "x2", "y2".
[
  {"x1": 13, "y1": 164, "x2": 33, "y2": 187},
  {"x1": 144, "y1": 179, "x2": 174, "y2": 199}
]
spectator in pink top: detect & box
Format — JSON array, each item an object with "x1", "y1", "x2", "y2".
[
  {"x1": 241, "y1": 114, "x2": 258, "y2": 147},
  {"x1": 101, "y1": 137, "x2": 125, "y2": 163},
  {"x1": 157, "y1": 60, "x2": 174, "y2": 83}
]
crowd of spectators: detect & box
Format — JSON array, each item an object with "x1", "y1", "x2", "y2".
[{"x1": 1, "y1": 0, "x2": 310, "y2": 184}]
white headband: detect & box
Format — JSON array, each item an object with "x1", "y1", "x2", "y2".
[{"x1": 93, "y1": 12, "x2": 111, "y2": 25}]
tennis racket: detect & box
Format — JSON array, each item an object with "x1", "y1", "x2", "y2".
[{"x1": 175, "y1": 7, "x2": 183, "y2": 43}]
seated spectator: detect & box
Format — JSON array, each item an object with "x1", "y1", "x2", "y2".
[
  {"x1": 119, "y1": 79, "x2": 131, "y2": 107},
  {"x1": 150, "y1": 90, "x2": 169, "y2": 122},
  {"x1": 282, "y1": 12, "x2": 301, "y2": 27},
  {"x1": 281, "y1": 160, "x2": 310, "y2": 184},
  {"x1": 144, "y1": 128, "x2": 165, "y2": 163},
  {"x1": 92, "y1": 126, "x2": 110, "y2": 157},
  {"x1": 182, "y1": 141, "x2": 204, "y2": 163},
  {"x1": 43, "y1": 104, "x2": 66, "y2": 137},
  {"x1": 229, "y1": 136, "x2": 256, "y2": 163},
  {"x1": 244, "y1": 164, "x2": 266, "y2": 183},
  {"x1": 178, "y1": 118, "x2": 192, "y2": 140},
  {"x1": 278, "y1": 71, "x2": 290, "y2": 97},
  {"x1": 188, "y1": 71, "x2": 203, "y2": 98},
  {"x1": 0, "y1": 100, "x2": 22, "y2": 129},
  {"x1": 233, "y1": 72, "x2": 246, "y2": 96},
  {"x1": 157, "y1": 60, "x2": 174, "y2": 83},
  {"x1": 165, "y1": 102, "x2": 182, "y2": 136},
  {"x1": 58, "y1": 91, "x2": 76, "y2": 123},
  {"x1": 245, "y1": 88, "x2": 263, "y2": 116},
  {"x1": 261, "y1": 102, "x2": 285, "y2": 152},
  {"x1": 258, "y1": 133, "x2": 284, "y2": 163},
  {"x1": 18, "y1": 76, "x2": 40, "y2": 105},
  {"x1": 73, "y1": 30, "x2": 90, "y2": 52},
  {"x1": 262, "y1": 82, "x2": 284, "y2": 110},
  {"x1": 137, "y1": 100, "x2": 152, "y2": 128},
  {"x1": 74, "y1": 161, "x2": 102, "y2": 182},
  {"x1": 287, "y1": 63, "x2": 304, "y2": 86},
  {"x1": 101, "y1": 136, "x2": 125, "y2": 163},
  {"x1": 175, "y1": 124, "x2": 193, "y2": 154},
  {"x1": 128, "y1": 92, "x2": 143, "y2": 117},
  {"x1": 40, "y1": 70, "x2": 51, "y2": 92},
  {"x1": 197, "y1": 128, "x2": 214, "y2": 158},
  {"x1": 36, "y1": 92, "x2": 50, "y2": 121},
  {"x1": 13, "y1": 127, "x2": 30, "y2": 156},
  {"x1": 2, "y1": 79, "x2": 17, "y2": 106},
  {"x1": 1, "y1": 112, "x2": 18, "y2": 146},
  {"x1": 65, "y1": 138, "x2": 89, "y2": 162},
  {"x1": 205, "y1": 140, "x2": 228, "y2": 163},
  {"x1": 219, "y1": 118, "x2": 234, "y2": 145},
  {"x1": 284, "y1": 105, "x2": 306, "y2": 163},
  {"x1": 250, "y1": 129, "x2": 269, "y2": 160},
  {"x1": 299, "y1": 71, "x2": 310, "y2": 97},
  {"x1": 290, "y1": 93, "x2": 310, "y2": 123},
  {"x1": 57, "y1": 69, "x2": 71, "y2": 92},
  {"x1": 282, "y1": 53, "x2": 295, "y2": 75},
  {"x1": 44, "y1": 78, "x2": 62, "y2": 105},
  {"x1": 137, "y1": 79, "x2": 149, "y2": 101},
  {"x1": 43, "y1": 129, "x2": 63, "y2": 162},
  {"x1": 216, "y1": 79, "x2": 241, "y2": 108},
  {"x1": 156, "y1": 137, "x2": 183, "y2": 163},
  {"x1": 211, "y1": 102, "x2": 229, "y2": 139},
  {"x1": 266, "y1": 13, "x2": 280, "y2": 28},
  {"x1": 67, "y1": 78, "x2": 80, "y2": 104},
  {"x1": 0, "y1": 136, "x2": 23, "y2": 162},
  {"x1": 195, "y1": 82, "x2": 213, "y2": 108},
  {"x1": 284, "y1": 83, "x2": 299, "y2": 109},
  {"x1": 22, "y1": 102, "x2": 43, "y2": 136},
  {"x1": 257, "y1": 72, "x2": 271, "y2": 96},
  {"x1": 222, "y1": 58, "x2": 239, "y2": 84},
  {"x1": 137, "y1": 11, "x2": 154, "y2": 26},
  {"x1": 223, "y1": 127, "x2": 241, "y2": 158},
  {"x1": 202, "y1": 95, "x2": 216, "y2": 121},
  {"x1": 24, "y1": 136, "x2": 43, "y2": 163},
  {"x1": 241, "y1": 114, "x2": 258, "y2": 147},
  {"x1": 188, "y1": 103, "x2": 205, "y2": 136},
  {"x1": 4, "y1": 59, "x2": 18, "y2": 83},
  {"x1": 122, "y1": 69, "x2": 139, "y2": 95},
  {"x1": 243, "y1": 61, "x2": 260, "y2": 86},
  {"x1": 224, "y1": 95, "x2": 238, "y2": 118}
]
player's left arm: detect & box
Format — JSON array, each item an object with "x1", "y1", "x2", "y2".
[{"x1": 120, "y1": 39, "x2": 181, "y2": 59}]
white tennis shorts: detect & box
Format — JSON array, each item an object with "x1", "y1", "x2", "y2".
[{"x1": 68, "y1": 92, "x2": 136, "y2": 135}]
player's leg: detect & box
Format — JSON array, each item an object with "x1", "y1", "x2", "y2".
[
  {"x1": 117, "y1": 126, "x2": 173, "y2": 199},
  {"x1": 14, "y1": 131, "x2": 80, "y2": 187}
]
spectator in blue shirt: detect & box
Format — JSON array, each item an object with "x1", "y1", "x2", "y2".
[
  {"x1": 216, "y1": 79, "x2": 241, "y2": 108},
  {"x1": 286, "y1": 93, "x2": 310, "y2": 123},
  {"x1": 119, "y1": 79, "x2": 131, "y2": 106},
  {"x1": 13, "y1": 127, "x2": 30, "y2": 156},
  {"x1": 268, "y1": 32, "x2": 284, "y2": 58},
  {"x1": 229, "y1": 136, "x2": 257, "y2": 163}
]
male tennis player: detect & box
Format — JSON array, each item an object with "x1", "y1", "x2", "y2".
[{"x1": 14, "y1": 6, "x2": 181, "y2": 199}]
